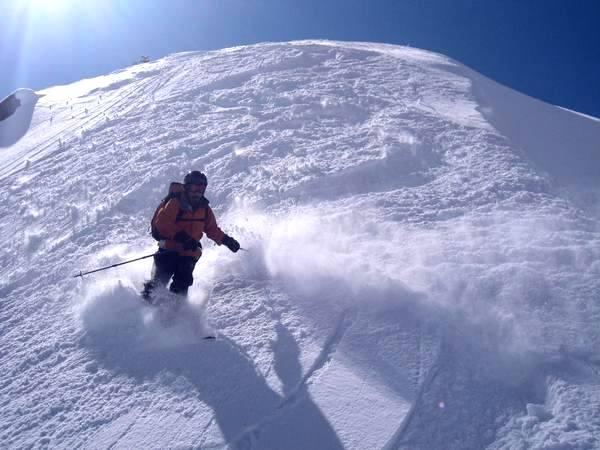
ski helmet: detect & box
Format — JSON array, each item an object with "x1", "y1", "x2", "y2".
[{"x1": 184, "y1": 170, "x2": 207, "y2": 186}]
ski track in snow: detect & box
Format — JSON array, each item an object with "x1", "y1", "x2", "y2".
[
  {"x1": 278, "y1": 309, "x2": 356, "y2": 407},
  {"x1": 1, "y1": 40, "x2": 600, "y2": 449},
  {"x1": 224, "y1": 309, "x2": 354, "y2": 449}
]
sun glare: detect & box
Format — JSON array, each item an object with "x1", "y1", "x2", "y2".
[
  {"x1": 15, "y1": 0, "x2": 114, "y2": 26},
  {"x1": 9, "y1": 0, "x2": 112, "y2": 90},
  {"x1": 22, "y1": 0, "x2": 70, "y2": 15}
]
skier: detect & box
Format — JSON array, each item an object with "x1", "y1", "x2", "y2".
[{"x1": 142, "y1": 170, "x2": 240, "y2": 301}]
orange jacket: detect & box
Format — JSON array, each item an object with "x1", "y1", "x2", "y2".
[{"x1": 153, "y1": 195, "x2": 225, "y2": 259}]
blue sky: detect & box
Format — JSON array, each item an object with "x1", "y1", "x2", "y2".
[{"x1": 1, "y1": 0, "x2": 599, "y2": 117}]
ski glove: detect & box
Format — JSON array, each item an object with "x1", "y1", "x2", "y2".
[
  {"x1": 222, "y1": 234, "x2": 240, "y2": 253},
  {"x1": 173, "y1": 231, "x2": 201, "y2": 251}
]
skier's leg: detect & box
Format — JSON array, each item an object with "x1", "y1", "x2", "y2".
[
  {"x1": 169, "y1": 256, "x2": 197, "y2": 297},
  {"x1": 142, "y1": 250, "x2": 177, "y2": 301}
]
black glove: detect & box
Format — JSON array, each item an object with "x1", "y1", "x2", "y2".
[
  {"x1": 173, "y1": 231, "x2": 201, "y2": 251},
  {"x1": 222, "y1": 234, "x2": 240, "y2": 253}
]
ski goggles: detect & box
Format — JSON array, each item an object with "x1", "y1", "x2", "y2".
[{"x1": 185, "y1": 184, "x2": 206, "y2": 193}]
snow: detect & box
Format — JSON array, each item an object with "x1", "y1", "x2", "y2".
[{"x1": 1, "y1": 40, "x2": 600, "y2": 449}]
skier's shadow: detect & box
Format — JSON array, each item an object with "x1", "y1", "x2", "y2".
[{"x1": 89, "y1": 323, "x2": 343, "y2": 449}]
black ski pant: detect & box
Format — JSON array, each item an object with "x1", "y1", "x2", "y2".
[{"x1": 143, "y1": 249, "x2": 198, "y2": 299}]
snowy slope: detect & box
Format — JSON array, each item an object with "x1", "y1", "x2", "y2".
[{"x1": 1, "y1": 40, "x2": 600, "y2": 449}]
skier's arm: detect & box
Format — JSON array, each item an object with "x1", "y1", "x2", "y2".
[
  {"x1": 204, "y1": 207, "x2": 226, "y2": 244},
  {"x1": 154, "y1": 198, "x2": 181, "y2": 240},
  {"x1": 205, "y1": 207, "x2": 240, "y2": 252}
]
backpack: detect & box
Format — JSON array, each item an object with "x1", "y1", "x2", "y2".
[
  {"x1": 150, "y1": 182, "x2": 209, "y2": 241},
  {"x1": 150, "y1": 182, "x2": 185, "y2": 241}
]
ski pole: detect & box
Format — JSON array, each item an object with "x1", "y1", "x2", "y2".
[{"x1": 73, "y1": 250, "x2": 174, "y2": 278}]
